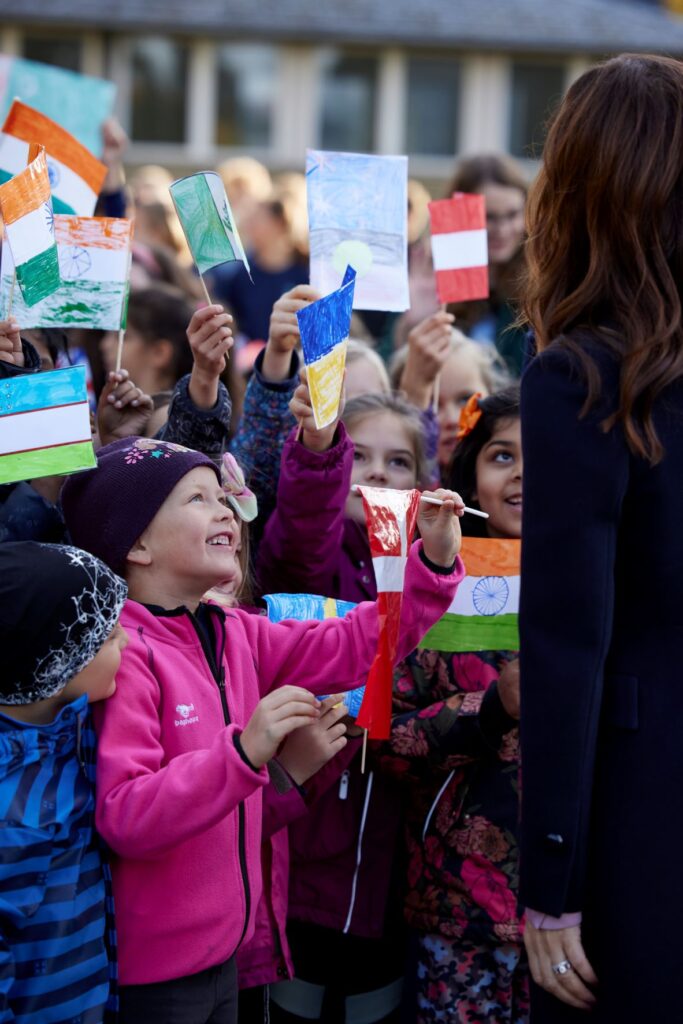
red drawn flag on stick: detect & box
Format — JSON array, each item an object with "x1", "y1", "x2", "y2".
[
  {"x1": 428, "y1": 192, "x2": 489, "y2": 304},
  {"x1": 355, "y1": 485, "x2": 421, "y2": 739}
]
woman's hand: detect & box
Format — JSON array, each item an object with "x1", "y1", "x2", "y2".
[
  {"x1": 417, "y1": 488, "x2": 464, "y2": 567},
  {"x1": 277, "y1": 694, "x2": 349, "y2": 785},
  {"x1": 264, "y1": 284, "x2": 320, "y2": 381},
  {"x1": 289, "y1": 368, "x2": 343, "y2": 453},
  {"x1": 524, "y1": 921, "x2": 598, "y2": 1011},
  {"x1": 97, "y1": 370, "x2": 154, "y2": 445}
]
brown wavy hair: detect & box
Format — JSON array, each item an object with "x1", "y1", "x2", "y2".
[{"x1": 523, "y1": 54, "x2": 683, "y2": 463}]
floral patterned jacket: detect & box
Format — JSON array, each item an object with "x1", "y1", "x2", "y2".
[{"x1": 381, "y1": 647, "x2": 523, "y2": 946}]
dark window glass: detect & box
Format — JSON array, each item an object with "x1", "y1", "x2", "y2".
[
  {"x1": 407, "y1": 57, "x2": 460, "y2": 156},
  {"x1": 217, "y1": 44, "x2": 275, "y2": 147},
  {"x1": 23, "y1": 36, "x2": 82, "y2": 72},
  {"x1": 509, "y1": 62, "x2": 565, "y2": 158},
  {"x1": 131, "y1": 37, "x2": 188, "y2": 143},
  {"x1": 320, "y1": 52, "x2": 377, "y2": 152}
]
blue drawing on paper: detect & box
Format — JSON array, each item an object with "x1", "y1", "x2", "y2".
[
  {"x1": 472, "y1": 577, "x2": 510, "y2": 617},
  {"x1": 297, "y1": 266, "x2": 356, "y2": 364},
  {"x1": 59, "y1": 246, "x2": 92, "y2": 280},
  {"x1": 47, "y1": 160, "x2": 60, "y2": 188}
]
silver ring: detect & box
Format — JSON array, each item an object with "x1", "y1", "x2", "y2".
[{"x1": 552, "y1": 960, "x2": 573, "y2": 976}]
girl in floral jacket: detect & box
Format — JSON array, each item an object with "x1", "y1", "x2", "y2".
[{"x1": 381, "y1": 386, "x2": 529, "y2": 1024}]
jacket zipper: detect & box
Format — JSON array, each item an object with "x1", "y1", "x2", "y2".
[{"x1": 188, "y1": 607, "x2": 251, "y2": 950}]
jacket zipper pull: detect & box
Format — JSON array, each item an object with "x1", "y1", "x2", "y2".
[{"x1": 339, "y1": 770, "x2": 350, "y2": 800}]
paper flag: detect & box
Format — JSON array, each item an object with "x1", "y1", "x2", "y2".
[
  {"x1": 0, "y1": 55, "x2": 115, "y2": 157},
  {"x1": 0, "y1": 145, "x2": 60, "y2": 307},
  {"x1": 307, "y1": 149, "x2": 409, "y2": 313},
  {"x1": 0, "y1": 365, "x2": 96, "y2": 485},
  {"x1": 420, "y1": 538, "x2": 520, "y2": 651},
  {"x1": 297, "y1": 265, "x2": 356, "y2": 429},
  {"x1": 169, "y1": 171, "x2": 251, "y2": 278},
  {"x1": 428, "y1": 193, "x2": 489, "y2": 304},
  {"x1": 1, "y1": 101, "x2": 107, "y2": 216},
  {"x1": 355, "y1": 485, "x2": 421, "y2": 739},
  {"x1": 264, "y1": 592, "x2": 366, "y2": 718},
  {"x1": 1, "y1": 215, "x2": 133, "y2": 330}
]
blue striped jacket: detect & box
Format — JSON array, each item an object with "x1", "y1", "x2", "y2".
[{"x1": 0, "y1": 694, "x2": 115, "y2": 1024}]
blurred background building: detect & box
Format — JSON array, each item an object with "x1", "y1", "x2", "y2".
[{"x1": 2, "y1": 0, "x2": 683, "y2": 185}]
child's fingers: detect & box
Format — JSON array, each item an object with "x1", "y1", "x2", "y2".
[
  {"x1": 320, "y1": 702, "x2": 350, "y2": 727},
  {"x1": 189, "y1": 312, "x2": 233, "y2": 347},
  {"x1": 264, "y1": 685, "x2": 320, "y2": 710},
  {"x1": 325, "y1": 722, "x2": 348, "y2": 744},
  {"x1": 318, "y1": 694, "x2": 346, "y2": 715},
  {"x1": 423, "y1": 488, "x2": 465, "y2": 514}
]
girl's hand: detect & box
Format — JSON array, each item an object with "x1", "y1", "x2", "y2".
[
  {"x1": 289, "y1": 368, "x2": 344, "y2": 453},
  {"x1": 277, "y1": 694, "x2": 349, "y2": 785},
  {"x1": 400, "y1": 312, "x2": 454, "y2": 409},
  {"x1": 187, "y1": 304, "x2": 234, "y2": 410},
  {"x1": 0, "y1": 317, "x2": 23, "y2": 366},
  {"x1": 97, "y1": 370, "x2": 154, "y2": 445},
  {"x1": 240, "y1": 686, "x2": 321, "y2": 769},
  {"x1": 524, "y1": 922, "x2": 598, "y2": 1011},
  {"x1": 264, "y1": 285, "x2": 320, "y2": 381},
  {"x1": 418, "y1": 488, "x2": 464, "y2": 568}
]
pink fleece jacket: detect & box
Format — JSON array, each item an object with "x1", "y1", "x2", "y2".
[{"x1": 94, "y1": 541, "x2": 464, "y2": 985}]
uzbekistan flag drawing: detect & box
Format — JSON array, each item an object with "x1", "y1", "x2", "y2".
[
  {"x1": 355, "y1": 486, "x2": 421, "y2": 739},
  {"x1": 297, "y1": 265, "x2": 356, "y2": 429},
  {"x1": 169, "y1": 171, "x2": 251, "y2": 278},
  {"x1": 1, "y1": 215, "x2": 133, "y2": 329},
  {"x1": 0, "y1": 144, "x2": 60, "y2": 307},
  {"x1": 428, "y1": 192, "x2": 489, "y2": 304},
  {"x1": 0, "y1": 365, "x2": 96, "y2": 485},
  {"x1": 1, "y1": 101, "x2": 107, "y2": 216},
  {"x1": 419, "y1": 537, "x2": 520, "y2": 652},
  {"x1": 264, "y1": 592, "x2": 366, "y2": 718}
]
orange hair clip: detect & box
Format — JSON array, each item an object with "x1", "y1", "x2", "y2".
[{"x1": 456, "y1": 392, "x2": 483, "y2": 440}]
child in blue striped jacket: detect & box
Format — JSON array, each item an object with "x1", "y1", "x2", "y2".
[{"x1": 0, "y1": 542, "x2": 128, "y2": 1024}]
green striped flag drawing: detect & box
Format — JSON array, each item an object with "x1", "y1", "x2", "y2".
[{"x1": 169, "y1": 171, "x2": 251, "y2": 278}]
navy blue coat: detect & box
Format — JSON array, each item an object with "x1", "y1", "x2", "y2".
[{"x1": 519, "y1": 341, "x2": 683, "y2": 1022}]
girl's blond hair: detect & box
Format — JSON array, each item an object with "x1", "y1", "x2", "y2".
[{"x1": 342, "y1": 392, "x2": 428, "y2": 486}]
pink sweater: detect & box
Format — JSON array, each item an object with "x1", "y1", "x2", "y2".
[{"x1": 94, "y1": 542, "x2": 464, "y2": 985}]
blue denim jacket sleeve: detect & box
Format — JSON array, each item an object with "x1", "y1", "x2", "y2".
[{"x1": 155, "y1": 373, "x2": 232, "y2": 464}]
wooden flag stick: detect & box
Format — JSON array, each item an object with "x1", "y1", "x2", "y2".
[
  {"x1": 351, "y1": 485, "x2": 488, "y2": 519},
  {"x1": 6, "y1": 271, "x2": 16, "y2": 319},
  {"x1": 115, "y1": 328, "x2": 125, "y2": 373},
  {"x1": 360, "y1": 729, "x2": 369, "y2": 774},
  {"x1": 198, "y1": 272, "x2": 212, "y2": 309},
  {"x1": 431, "y1": 374, "x2": 440, "y2": 415}
]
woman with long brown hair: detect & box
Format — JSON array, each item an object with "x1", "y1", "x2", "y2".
[{"x1": 519, "y1": 53, "x2": 683, "y2": 1021}]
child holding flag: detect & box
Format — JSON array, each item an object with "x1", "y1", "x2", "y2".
[
  {"x1": 382, "y1": 386, "x2": 527, "y2": 1024},
  {"x1": 60, "y1": 433, "x2": 464, "y2": 1024}
]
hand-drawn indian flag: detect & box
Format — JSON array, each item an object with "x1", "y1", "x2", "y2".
[
  {"x1": 420, "y1": 537, "x2": 520, "y2": 651},
  {"x1": 264, "y1": 592, "x2": 366, "y2": 718},
  {"x1": 297, "y1": 265, "x2": 356, "y2": 429},
  {"x1": 1, "y1": 214, "x2": 133, "y2": 329},
  {"x1": 169, "y1": 171, "x2": 251, "y2": 278},
  {"x1": 429, "y1": 193, "x2": 489, "y2": 304},
  {"x1": 355, "y1": 486, "x2": 421, "y2": 739},
  {"x1": 1, "y1": 101, "x2": 107, "y2": 216},
  {"x1": 0, "y1": 144, "x2": 60, "y2": 307},
  {"x1": 0, "y1": 365, "x2": 96, "y2": 485}
]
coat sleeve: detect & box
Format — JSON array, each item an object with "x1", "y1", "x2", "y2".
[
  {"x1": 255, "y1": 424, "x2": 353, "y2": 597},
  {"x1": 241, "y1": 541, "x2": 465, "y2": 698},
  {"x1": 156, "y1": 373, "x2": 232, "y2": 464},
  {"x1": 519, "y1": 346, "x2": 630, "y2": 916},
  {"x1": 94, "y1": 644, "x2": 269, "y2": 860}
]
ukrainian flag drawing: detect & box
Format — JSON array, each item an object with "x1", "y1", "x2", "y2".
[
  {"x1": 0, "y1": 365, "x2": 96, "y2": 484},
  {"x1": 296, "y1": 265, "x2": 356, "y2": 430}
]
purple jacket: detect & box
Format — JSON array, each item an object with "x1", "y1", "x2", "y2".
[{"x1": 257, "y1": 428, "x2": 411, "y2": 938}]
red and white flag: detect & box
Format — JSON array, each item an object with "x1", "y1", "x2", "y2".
[
  {"x1": 355, "y1": 486, "x2": 421, "y2": 739},
  {"x1": 428, "y1": 192, "x2": 489, "y2": 304}
]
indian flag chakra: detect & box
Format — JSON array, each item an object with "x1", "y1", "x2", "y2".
[
  {"x1": 0, "y1": 365, "x2": 96, "y2": 485},
  {"x1": 263, "y1": 592, "x2": 365, "y2": 718},
  {"x1": 1, "y1": 215, "x2": 133, "y2": 330},
  {"x1": 428, "y1": 193, "x2": 489, "y2": 304},
  {"x1": 169, "y1": 171, "x2": 251, "y2": 277},
  {"x1": 296, "y1": 265, "x2": 356, "y2": 430},
  {"x1": 0, "y1": 144, "x2": 60, "y2": 307},
  {"x1": 419, "y1": 537, "x2": 520, "y2": 652},
  {"x1": 1, "y1": 101, "x2": 107, "y2": 216}
]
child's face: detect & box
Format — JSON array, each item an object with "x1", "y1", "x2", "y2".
[
  {"x1": 129, "y1": 466, "x2": 239, "y2": 599},
  {"x1": 345, "y1": 412, "x2": 419, "y2": 525},
  {"x1": 204, "y1": 522, "x2": 244, "y2": 609},
  {"x1": 473, "y1": 418, "x2": 523, "y2": 539},
  {"x1": 60, "y1": 622, "x2": 129, "y2": 704},
  {"x1": 437, "y1": 349, "x2": 489, "y2": 469}
]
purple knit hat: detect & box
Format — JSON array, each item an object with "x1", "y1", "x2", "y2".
[{"x1": 62, "y1": 437, "x2": 220, "y2": 573}]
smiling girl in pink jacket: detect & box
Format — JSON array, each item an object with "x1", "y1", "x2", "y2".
[{"x1": 61, "y1": 434, "x2": 465, "y2": 1024}]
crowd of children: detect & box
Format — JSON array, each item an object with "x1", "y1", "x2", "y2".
[{"x1": 0, "y1": 103, "x2": 536, "y2": 1024}]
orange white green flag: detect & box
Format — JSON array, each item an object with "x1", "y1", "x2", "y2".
[
  {"x1": 1, "y1": 215, "x2": 133, "y2": 329},
  {"x1": 419, "y1": 537, "x2": 520, "y2": 651},
  {"x1": 0, "y1": 144, "x2": 60, "y2": 307},
  {"x1": 0, "y1": 100, "x2": 107, "y2": 216}
]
